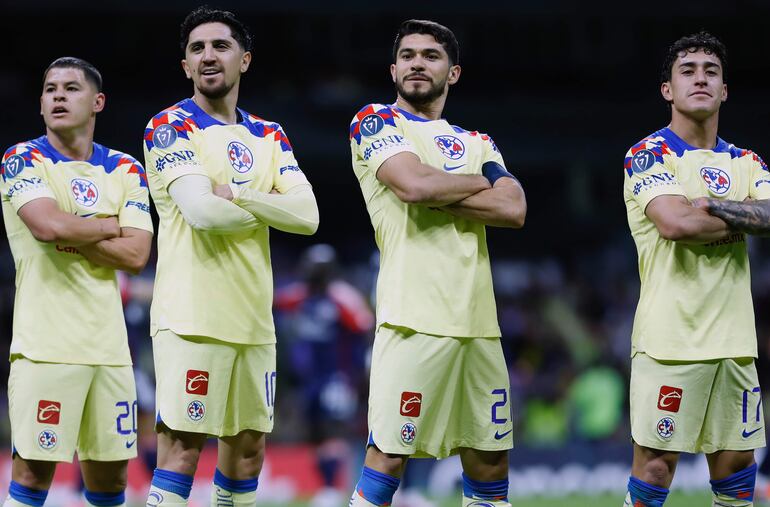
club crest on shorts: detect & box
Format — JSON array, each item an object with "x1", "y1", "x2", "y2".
[
  {"x1": 656, "y1": 416, "x2": 675, "y2": 440},
  {"x1": 185, "y1": 370, "x2": 209, "y2": 395},
  {"x1": 701, "y1": 167, "x2": 731, "y2": 195},
  {"x1": 37, "y1": 400, "x2": 61, "y2": 424},
  {"x1": 187, "y1": 400, "x2": 205, "y2": 421},
  {"x1": 71, "y1": 178, "x2": 99, "y2": 207},
  {"x1": 400, "y1": 422, "x2": 416, "y2": 444},
  {"x1": 227, "y1": 141, "x2": 253, "y2": 173},
  {"x1": 400, "y1": 391, "x2": 422, "y2": 417},
  {"x1": 657, "y1": 386, "x2": 683, "y2": 413},
  {"x1": 38, "y1": 430, "x2": 58, "y2": 450},
  {"x1": 434, "y1": 135, "x2": 465, "y2": 160}
]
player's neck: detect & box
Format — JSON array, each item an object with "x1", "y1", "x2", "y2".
[
  {"x1": 193, "y1": 87, "x2": 241, "y2": 125},
  {"x1": 668, "y1": 110, "x2": 720, "y2": 150},
  {"x1": 395, "y1": 96, "x2": 445, "y2": 121},
  {"x1": 45, "y1": 125, "x2": 94, "y2": 161}
]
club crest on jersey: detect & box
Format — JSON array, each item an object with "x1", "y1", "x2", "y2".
[
  {"x1": 400, "y1": 422, "x2": 416, "y2": 444},
  {"x1": 187, "y1": 400, "x2": 205, "y2": 421},
  {"x1": 186, "y1": 370, "x2": 209, "y2": 395},
  {"x1": 360, "y1": 114, "x2": 385, "y2": 137},
  {"x1": 701, "y1": 167, "x2": 731, "y2": 195},
  {"x1": 434, "y1": 135, "x2": 465, "y2": 160},
  {"x1": 227, "y1": 141, "x2": 253, "y2": 173},
  {"x1": 38, "y1": 430, "x2": 58, "y2": 450},
  {"x1": 37, "y1": 400, "x2": 61, "y2": 424},
  {"x1": 152, "y1": 124, "x2": 178, "y2": 149},
  {"x1": 400, "y1": 392, "x2": 422, "y2": 417},
  {"x1": 71, "y1": 178, "x2": 99, "y2": 207},
  {"x1": 656, "y1": 416, "x2": 675, "y2": 440},
  {"x1": 3, "y1": 154, "x2": 26, "y2": 180},
  {"x1": 657, "y1": 386, "x2": 683, "y2": 413}
]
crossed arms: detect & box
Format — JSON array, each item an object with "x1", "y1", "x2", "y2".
[{"x1": 376, "y1": 152, "x2": 526, "y2": 228}]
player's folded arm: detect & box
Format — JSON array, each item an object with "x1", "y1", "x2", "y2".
[
  {"x1": 229, "y1": 184, "x2": 319, "y2": 235},
  {"x1": 376, "y1": 152, "x2": 490, "y2": 206},
  {"x1": 645, "y1": 194, "x2": 730, "y2": 243},
  {"x1": 78, "y1": 227, "x2": 154, "y2": 275},
  {"x1": 444, "y1": 176, "x2": 526, "y2": 228},
  {"x1": 167, "y1": 173, "x2": 262, "y2": 234},
  {"x1": 17, "y1": 197, "x2": 120, "y2": 245},
  {"x1": 696, "y1": 197, "x2": 770, "y2": 236}
]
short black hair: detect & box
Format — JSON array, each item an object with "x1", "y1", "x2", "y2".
[
  {"x1": 661, "y1": 31, "x2": 728, "y2": 83},
  {"x1": 393, "y1": 19, "x2": 459, "y2": 66},
  {"x1": 43, "y1": 57, "x2": 103, "y2": 92},
  {"x1": 180, "y1": 5, "x2": 252, "y2": 53}
]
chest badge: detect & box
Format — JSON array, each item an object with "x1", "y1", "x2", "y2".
[
  {"x1": 71, "y1": 178, "x2": 99, "y2": 207},
  {"x1": 700, "y1": 167, "x2": 731, "y2": 195},
  {"x1": 227, "y1": 141, "x2": 254, "y2": 173},
  {"x1": 434, "y1": 135, "x2": 465, "y2": 160}
]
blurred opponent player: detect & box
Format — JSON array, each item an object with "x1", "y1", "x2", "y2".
[
  {"x1": 0, "y1": 57, "x2": 153, "y2": 507},
  {"x1": 142, "y1": 6, "x2": 318, "y2": 507},
  {"x1": 622, "y1": 32, "x2": 768, "y2": 506},
  {"x1": 348, "y1": 19, "x2": 526, "y2": 507}
]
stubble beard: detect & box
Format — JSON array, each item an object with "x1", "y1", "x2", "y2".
[{"x1": 395, "y1": 77, "x2": 446, "y2": 107}]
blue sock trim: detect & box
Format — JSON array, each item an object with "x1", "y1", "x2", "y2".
[
  {"x1": 9, "y1": 481, "x2": 49, "y2": 507},
  {"x1": 356, "y1": 466, "x2": 400, "y2": 506},
  {"x1": 461, "y1": 473, "x2": 509, "y2": 500},
  {"x1": 213, "y1": 469, "x2": 258, "y2": 493},
  {"x1": 710, "y1": 463, "x2": 757, "y2": 502},
  {"x1": 84, "y1": 490, "x2": 126, "y2": 506},
  {"x1": 151, "y1": 469, "x2": 194, "y2": 499},
  {"x1": 367, "y1": 431, "x2": 376, "y2": 446},
  {"x1": 627, "y1": 476, "x2": 669, "y2": 507}
]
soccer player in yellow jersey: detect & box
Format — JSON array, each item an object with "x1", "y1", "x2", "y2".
[
  {"x1": 0, "y1": 58, "x2": 154, "y2": 507},
  {"x1": 142, "y1": 7, "x2": 318, "y2": 507},
  {"x1": 348, "y1": 20, "x2": 526, "y2": 507},
  {"x1": 622, "y1": 32, "x2": 769, "y2": 507}
]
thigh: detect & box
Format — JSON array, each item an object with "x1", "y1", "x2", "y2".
[
  {"x1": 701, "y1": 358, "x2": 765, "y2": 454},
  {"x1": 630, "y1": 354, "x2": 717, "y2": 453},
  {"x1": 152, "y1": 330, "x2": 237, "y2": 436},
  {"x1": 9, "y1": 358, "x2": 93, "y2": 462},
  {"x1": 222, "y1": 343, "x2": 276, "y2": 436},
  {"x1": 77, "y1": 365, "x2": 137, "y2": 461}
]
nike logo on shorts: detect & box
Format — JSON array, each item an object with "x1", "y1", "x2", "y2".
[
  {"x1": 125, "y1": 439, "x2": 136, "y2": 449},
  {"x1": 742, "y1": 427, "x2": 762, "y2": 438},
  {"x1": 494, "y1": 429, "x2": 512, "y2": 440}
]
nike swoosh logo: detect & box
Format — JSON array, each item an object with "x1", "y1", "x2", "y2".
[
  {"x1": 443, "y1": 163, "x2": 465, "y2": 172},
  {"x1": 80, "y1": 213, "x2": 96, "y2": 218},
  {"x1": 494, "y1": 429, "x2": 512, "y2": 440},
  {"x1": 742, "y1": 427, "x2": 762, "y2": 438},
  {"x1": 125, "y1": 439, "x2": 136, "y2": 448},
  {"x1": 231, "y1": 178, "x2": 252, "y2": 185}
]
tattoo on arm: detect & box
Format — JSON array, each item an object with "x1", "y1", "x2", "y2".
[{"x1": 707, "y1": 199, "x2": 770, "y2": 235}]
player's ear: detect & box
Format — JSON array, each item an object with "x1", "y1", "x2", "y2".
[
  {"x1": 93, "y1": 92, "x2": 105, "y2": 114},
  {"x1": 181, "y1": 59, "x2": 192, "y2": 80},
  {"x1": 660, "y1": 81, "x2": 673, "y2": 102},
  {"x1": 721, "y1": 83, "x2": 728, "y2": 103},
  {"x1": 447, "y1": 64, "x2": 461, "y2": 85},
  {"x1": 240, "y1": 51, "x2": 252, "y2": 73},
  {"x1": 390, "y1": 63, "x2": 397, "y2": 83}
]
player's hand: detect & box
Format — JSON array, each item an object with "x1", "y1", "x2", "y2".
[
  {"x1": 691, "y1": 197, "x2": 712, "y2": 211},
  {"x1": 98, "y1": 216, "x2": 121, "y2": 238},
  {"x1": 213, "y1": 184, "x2": 234, "y2": 201}
]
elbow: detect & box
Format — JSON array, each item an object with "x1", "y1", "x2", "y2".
[
  {"x1": 395, "y1": 185, "x2": 432, "y2": 204},
  {"x1": 126, "y1": 252, "x2": 151, "y2": 276},
  {"x1": 656, "y1": 222, "x2": 687, "y2": 241},
  {"x1": 28, "y1": 223, "x2": 60, "y2": 243},
  {"x1": 508, "y1": 204, "x2": 527, "y2": 229}
]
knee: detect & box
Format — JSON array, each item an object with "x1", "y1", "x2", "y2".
[
  {"x1": 365, "y1": 446, "x2": 407, "y2": 478},
  {"x1": 640, "y1": 457, "x2": 675, "y2": 487},
  {"x1": 236, "y1": 443, "x2": 265, "y2": 478}
]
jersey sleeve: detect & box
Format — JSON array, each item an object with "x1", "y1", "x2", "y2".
[
  {"x1": 118, "y1": 155, "x2": 154, "y2": 233},
  {"x1": 746, "y1": 151, "x2": 770, "y2": 200},
  {"x1": 143, "y1": 117, "x2": 207, "y2": 189},
  {"x1": 269, "y1": 124, "x2": 311, "y2": 194},
  {"x1": 623, "y1": 143, "x2": 685, "y2": 211},
  {"x1": 479, "y1": 132, "x2": 507, "y2": 170},
  {"x1": 349, "y1": 104, "x2": 419, "y2": 173},
  {"x1": 1, "y1": 144, "x2": 55, "y2": 211}
]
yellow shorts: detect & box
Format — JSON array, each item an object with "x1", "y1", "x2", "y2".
[
  {"x1": 630, "y1": 353, "x2": 765, "y2": 454},
  {"x1": 367, "y1": 325, "x2": 513, "y2": 459},
  {"x1": 9, "y1": 357, "x2": 137, "y2": 462},
  {"x1": 153, "y1": 330, "x2": 276, "y2": 437}
]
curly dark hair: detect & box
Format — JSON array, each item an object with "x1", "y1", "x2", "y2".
[
  {"x1": 393, "y1": 19, "x2": 459, "y2": 66},
  {"x1": 661, "y1": 31, "x2": 727, "y2": 83},
  {"x1": 43, "y1": 57, "x2": 103, "y2": 92},
  {"x1": 180, "y1": 5, "x2": 252, "y2": 53}
]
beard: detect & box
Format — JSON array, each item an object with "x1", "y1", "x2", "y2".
[
  {"x1": 395, "y1": 76, "x2": 446, "y2": 106},
  {"x1": 196, "y1": 78, "x2": 235, "y2": 100}
]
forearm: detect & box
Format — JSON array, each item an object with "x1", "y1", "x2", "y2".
[
  {"x1": 443, "y1": 180, "x2": 526, "y2": 228},
  {"x1": 405, "y1": 171, "x2": 490, "y2": 207},
  {"x1": 669, "y1": 214, "x2": 731, "y2": 244},
  {"x1": 41, "y1": 212, "x2": 118, "y2": 245},
  {"x1": 78, "y1": 228, "x2": 152, "y2": 275},
  {"x1": 702, "y1": 198, "x2": 770, "y2": 236},
  {"x1": 231, "y1": 184, "x2": 319, "y2": 235}
]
